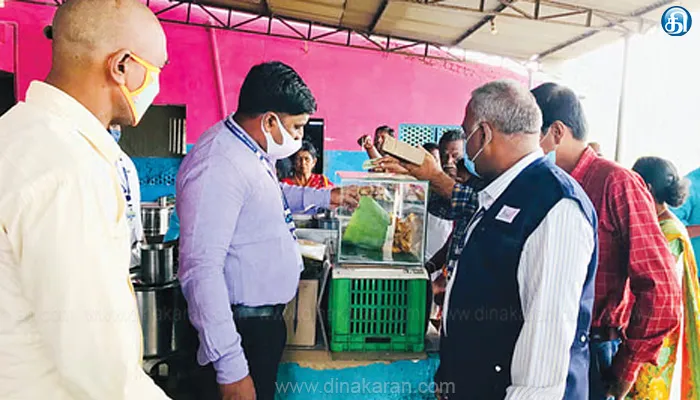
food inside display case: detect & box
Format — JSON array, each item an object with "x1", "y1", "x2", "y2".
[
  {"x1": 337, "y1": 172, "x2": 428, "y2": 266},
  {"x1": 393, "y1": 212, "x2": 421, "y2": 254}
]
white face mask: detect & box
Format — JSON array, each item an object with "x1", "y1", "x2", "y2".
[
  {"x1": 119, "y1": 54, "x2": 161, "y2": 126},
  {"x1": 133, "y1": 75, "x2": 159, "y2": 124},
  {"x1": 262, "y1": 114, "x2": 302, "y2": 159}
]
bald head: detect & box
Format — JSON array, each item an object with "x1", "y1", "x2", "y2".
[
  {"x1": 47, "y1": 0, "x2": 168, "y2": 127},
  {"x1": 52, "y1": 0, "x2": 165, "y2": 67}
]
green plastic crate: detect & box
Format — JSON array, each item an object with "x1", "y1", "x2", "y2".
[{"x1": 329, "y1": 276, "x2": 426, "y2": 352}]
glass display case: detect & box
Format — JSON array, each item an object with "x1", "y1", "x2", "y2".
[{"x1": 336, "y1": 172, "x2": 429, "y2": 266}]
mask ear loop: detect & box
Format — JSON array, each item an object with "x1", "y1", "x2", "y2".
[
  {"x1": 540, "y1": 126, "x2": 559, "y2": 156},
  {"x1": 124, "y1": 54, "x2": 160, "y2": 95},
  {"x1": 466, "y1": 123, "x2": 488, "y2": 162},
  {"x1": 118, "y1": 53, "x2": 160, "y2": 125},
  {"x1": 464, "y1": 123, "x2": 479, "y2": 158},
  {"x1": 128, "y1": 53, "x2": 161, "y2": 73}
]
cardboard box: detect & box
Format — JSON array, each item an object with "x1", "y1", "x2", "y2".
[
  {"x1": 284, "y1": 279, "x2": 319, "y2": 346},
  {"x1": 379, "y1": 135, "x2": 426, "y2": 165}
]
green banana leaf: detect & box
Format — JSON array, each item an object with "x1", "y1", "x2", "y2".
[{"x1": 342, "y1": 196, "x2": 391, "y2": 250}]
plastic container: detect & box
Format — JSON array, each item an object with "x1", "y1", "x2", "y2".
[
  {"x1": 329, "y1": 267, "x2": 427, "y2": 352},
  {"x1": 336, "y1": 172, "x2": 429, "y2": 266}
]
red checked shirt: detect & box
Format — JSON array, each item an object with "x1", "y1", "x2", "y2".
[{"x1": 570, "y1": 147, "x2": 681, "y2": 383}]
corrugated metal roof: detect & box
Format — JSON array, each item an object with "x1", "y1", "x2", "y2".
[{"x1": 198, "y1": 0, "x2": 698, "y2": 60}]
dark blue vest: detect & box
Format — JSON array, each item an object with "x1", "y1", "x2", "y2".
[{"x1": 437, "y1": 157, "x2": 598, "y2": 400}]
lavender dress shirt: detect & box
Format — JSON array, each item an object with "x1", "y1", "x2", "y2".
[{"x1": 176, "y1": 119, "x2": 331, "y2": 384}]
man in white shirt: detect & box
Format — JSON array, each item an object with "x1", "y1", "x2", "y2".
[
  {"x1": 0, "y1": 0, "x2": 169, "y2": 398},
  {"x1": 110, "y1": 124, "x2": 144, "y2": 268},
  {"x1": 423, "y1": 143, "x2": 453, "y2": 263},
  {"x1": 379, "y1": 80, "x2": 598, "y2": 399}
]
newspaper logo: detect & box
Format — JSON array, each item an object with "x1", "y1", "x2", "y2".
[{"x1": 662, "y1": 6, "x2": 692, "y2": 36}]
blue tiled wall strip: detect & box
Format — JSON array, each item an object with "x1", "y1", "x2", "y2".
[
  {"x1": 277, "y1": 355, "x2": 439, "y2": 399},
  {"x1": 132, "y1": 157, "x2": 183, "y2": 202},
  {"x1": 324, "y1": 150, "x2": 367, "y2": 184}
]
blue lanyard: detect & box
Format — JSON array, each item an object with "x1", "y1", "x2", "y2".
[
  {"x1": 117, "y1": 158, "x2": 132, "y2": 202},
  {"x1": 224, "y1": 117, "x2": 297, "y2": 240}
]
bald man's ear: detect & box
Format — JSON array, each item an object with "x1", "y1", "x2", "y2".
[{"x1": 108, "y1": 50, "x2": 131, "y2": 86}]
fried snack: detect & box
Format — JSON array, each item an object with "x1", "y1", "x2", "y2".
[
  {"x1": 392, "y1": 213, "x2": 417, "y2": 254},
  {"x1": 358, "y1": 185, "x2": 389, "y2": 201}
]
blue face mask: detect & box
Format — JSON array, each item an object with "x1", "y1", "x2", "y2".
[
  {"x1": 108, "y1": 126, "x2": 122, "y2": 143},
  {"x1": 463, "y1": 158, "x2": 480, "y2": 178},
  {"x1": 463, "y1": 124, "x2": 488, "y2": 178},
  {"x1": 545, "y1": 150, "x2": 556, "y2": 163},
  {"x1": 540, "y1": 129, "x2": 557, "y2": 164}
]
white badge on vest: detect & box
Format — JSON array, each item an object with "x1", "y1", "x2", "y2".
[{"x1": 495, "y1": 205, "x2": 520, "y2": 224}]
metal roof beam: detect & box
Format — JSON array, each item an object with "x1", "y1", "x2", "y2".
[
  {"x1": 404, "y1": 0, "x2": 654, "y2": 24},
  {"x1": 393, "y1": 0, "x2": 651, "y2": 38},
  {"x1": 539, "y1": 9, "x2": 588, "y2": 21},
  {"x1": 261, "y1": 0, "x2": 271, "y2": 16},
  {"x1": 499, "y1": 0, "x2": 531, "y2": 19},
  {"x1": 452, "y1": 1, "x2": 511, "y2": 46},
  {"x1": 14, "y1": 0, "x2": 472, "y2": 65},
  {"x1": 538, "y1": 0, "x2": 677, "y2": 59},
  {"x1": 369, "y1": 0, "x2": 389, "y2": 32},
  {"x1": 196, "y1": 3, "x2": 228, "y2": 28},
  {"x1": 524, "y1": 0, "x2": 645, "y2": 21}
]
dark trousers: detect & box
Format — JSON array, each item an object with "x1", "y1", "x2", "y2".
[
  {"x1": 236, "y1": 315, "x2": 287, "y2": 400},
  {"x1": 588, "y1": 337, "x2": 621, "y2": 400},
  {"x1": 192, "y1": 315, "x2": 287, "y2": 400}
]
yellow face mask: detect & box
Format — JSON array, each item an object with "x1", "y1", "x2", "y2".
[{"x1": 120, "y1": 53, "x2": 161, "y2": 125}]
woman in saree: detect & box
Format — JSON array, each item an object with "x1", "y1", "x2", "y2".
[
  {"x1": 631, "y1": 156, "x2": 700, "y2": 399},
  {"x1": 281, "y1": 141, "x2": 333, "y2": 189}
]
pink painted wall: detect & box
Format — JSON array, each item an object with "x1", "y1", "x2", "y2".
[
  {"x1": 0, "y1": 1, "x2": 525, "y2": 150},
  {"x1": 0, "y1": 22, "x2": 15, "y2": 73}
]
